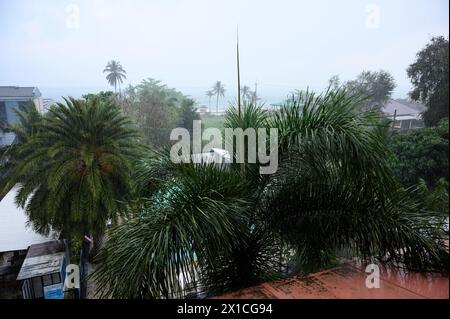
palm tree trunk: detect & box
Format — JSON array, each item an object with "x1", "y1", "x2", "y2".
[{"x1": 216, "y1": 94, "x2": 219, "y2": 113}]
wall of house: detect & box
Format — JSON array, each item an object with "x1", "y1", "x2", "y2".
[
  {"x1": 4, "y1": 100, "x2": 21, "y2": 125},
  {"x1": 0, "y1": 97, "x2": 40, "y2": 126}
]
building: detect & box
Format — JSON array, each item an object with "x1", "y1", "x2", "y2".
[
  {"x1": 0, "y1": 86, "x2": 43, "y2": 147},
  {"x1": 197, "y1": 105, "x2": 209, "y2": 114},
  {"x1": 16, "y1": 240, "x2": 67, "y2": 299},
  {"x1": 382, "y1": 99, "x2": 426, "y2": 130},
  {"x1": 0, "y1": 187, "x2": 57, "y2": 298}
]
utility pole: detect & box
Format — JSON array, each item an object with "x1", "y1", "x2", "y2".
[{"x1": 254, "y1": 81, "x2": 258, "y2": 103}]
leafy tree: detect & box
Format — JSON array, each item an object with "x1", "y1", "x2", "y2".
[
  {"x1": 211, "y1": 81, "x2": 226, "y2": 113},
  {"x1": 344, "y1": 70, "x2": 396, "y2": 111},
  {"x1": 328, "y1": 75, "x2": 341, "y2": 90},
  {"x1": 179, "y1": 98, "x2": 200, "y2": 134},
  {"x1": 407, "y1": 36, "x2": 449, "y2": 126},
  {"x1": 389, "y1": 118, "x2": 448, "y2": 188},
  {"x1": 120, "y1": 79, "x2": 187, "y2": 147},
  {"x1": 82, "y1": 91, "x2": 116, "y2": 102},
  {"x1": 103, "y1": 60, "x2": 127, "y2": 94},
  {"x1": 92, "y1": 88, "x2": 448, "y2": 298},
  {"x1": 1, "y1": 97, "x2": 140, "y2": 259},
  {"x1": 413, "y1": 178, "x2": 448, "y2": 217}
]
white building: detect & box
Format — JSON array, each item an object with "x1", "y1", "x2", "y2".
[{"x1": 382, "y1": 99, "x2": 426, "y2": 129}]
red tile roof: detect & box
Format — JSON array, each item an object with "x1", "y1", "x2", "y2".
[{"x1": 214, "y1": 262, "x2": 449, "y2": 299}]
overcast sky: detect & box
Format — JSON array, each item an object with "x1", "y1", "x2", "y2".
[{"x1": 0, "y1": 0, "x2": 448, "y2": 103}]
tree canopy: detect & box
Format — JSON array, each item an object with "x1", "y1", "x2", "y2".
[
  {"x1": 389, "y1": 118, "x2": 449, "y2": 188},
  {"x1": 407, "y1": 36, "x2": 449, "y2": 126},
  {"x1": 92, "y1": 88, "x2": 448, "y2": 298},
  {"x1": 1, "y1": 97, "x2": 139, "y2": 247}
]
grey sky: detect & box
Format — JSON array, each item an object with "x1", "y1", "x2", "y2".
[{"x1": 0, "y1": 0, "x2": 448, "y2": 104}]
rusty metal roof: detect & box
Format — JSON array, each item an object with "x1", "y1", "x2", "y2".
[
  {"x1": 214, "y1": 262, "x2": 449, "y2": 299},
  {"x1": 16, "y1": 240, "x2": 65, "y2": 280}
]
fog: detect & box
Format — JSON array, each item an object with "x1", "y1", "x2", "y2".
[{"x1": 0, "y1": 0, "x2": 448, "y2": 105}]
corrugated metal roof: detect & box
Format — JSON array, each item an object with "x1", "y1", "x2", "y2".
[
  {"x1": 382, "y1": 99, "x2": 425, "y2": 117},
  {"x1": 16, "y1": 241, "x2": 65, "y2": 280},
  {"x1": 0, "y1": 86, "x2": 41, "y2": 98},
  {"x1": 0, "y1": 187, "x2": 56, "y2": 252},
  {"x1": 214, "y1": 262, "x2": 449, "y2": 299}
]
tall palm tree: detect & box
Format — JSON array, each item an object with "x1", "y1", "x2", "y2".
[
  {"x1": 211, "y1": 81, "x2": 226, "y2": 113},
  {"x1": 103, "y1": 60, "x2": 127, "y2": 94},
  {"x1": 205, "y1": 90, "x2": 214, "y2": 112},
  {"x1": 240, "y1": 85, "x2": 251, "y2": 103},
  {"x1": 92, "y1": 88, "x2": 448, "y2": 298},
  {"x1": 2, "y1": 97, "x2": 140, "y2": 259}
]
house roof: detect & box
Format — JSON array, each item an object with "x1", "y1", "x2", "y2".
[
  {"x1": 0, "y1": 86, "x2": 41, "y2": 98},
  {"x1": 214, "y1": 261, "x2": 449, "y2": 299},
  {"x1": 0, "y1": 187, "x2": 56, "y2": 253},
  {"x1": 16, "y1": 240, "x2": 65, "y2": 280},
  {"x1": 382, "y1": 99, "x2": 426, "y2": 117}
]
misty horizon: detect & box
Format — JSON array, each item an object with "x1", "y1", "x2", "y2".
[{"x1": 1, "y1": 0, "x2": 449, "y2": 106}]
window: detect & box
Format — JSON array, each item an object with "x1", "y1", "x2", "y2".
[
  {"x1": 32, "y1": 277, "x2": 44, "y2": 298},
  {"x1": 0, "y1": 101, "x2": 6, "y2": 127},
  {"x1": 43, "y1": 274, "x2": 52, "y2": 286},
  {"x1": 42, "y1": 273, "x2": 61, "y2": 286},
  {"x1": 52, "y1": 272, "x2": 61, "y2": 284}
]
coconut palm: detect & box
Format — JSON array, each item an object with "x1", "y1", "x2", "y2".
[
  {"x1": 240, "y1": 85, "x2": 252, "y2": 103},
  {"x1": 211, "y1": 81, "x2": 226, "y2": 113},
  {"x1": 103, "y1": 60, "x2": 127, "y2": 94},
  {"x1": 2, "y1": 97, "x2": 140, "y2": 259},
  {"x1": 92, "y1": 88, "x2": 448, "y2": 298},
  {"x1": 205, "y1": 90, "x2": 214, "y2": 112}
]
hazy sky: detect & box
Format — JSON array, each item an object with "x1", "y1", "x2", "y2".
[{"x1": 0, "y1": 0, "x2": 448, "y2": 103}]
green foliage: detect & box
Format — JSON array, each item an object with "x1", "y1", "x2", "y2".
[
  {"x1": 0, "y1": 102, "x2": 44, "y2": 197},
  {"x1": 407, "y1": 36, "x2": 449, "y2": 126},
  {"x1": 93, "y1": 88, "x2": 448, "y2": 299},
  {"x1": 201, "y1": 114, "x2": 225, "y2": 131},
  {"x1": 82, "y1": 91, "x2": 116, "y2": 102},
  {"x1": 179, "y1": 98, "x2": 200, "y2": 134},
  {"x1": 120, "y1": 79, "x2": 192, "y2": 147},
  {"x1": 412, "y1": 178, "x2": 448, "y2": 216},
  {"x1": 103, "y1": 60, "x2": 127, "y2": 93},
  {"x1": 1, "y1": 97, "x2": 139, "y2": 243},
  {"x1": 92, "y1": 161, "x2": 253, "y2": 298},
  {"x1": 265, "y1": 89, "x2": 447, "y2": 272},
  {"x1": 389, "y1": 118, "x2": 449, "y2": 188},
  {"x1": 332, "y1": 70, "x2": 396, "y2": 111},
  {"x1": 210, "y1": 81, "x2": 226, "y2": 113}
]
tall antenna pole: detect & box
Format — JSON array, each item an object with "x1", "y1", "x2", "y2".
[{"x1": 237, "y1": 26, "x2": 241, "y2": 118}]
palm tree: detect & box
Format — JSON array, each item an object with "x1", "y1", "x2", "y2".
[
  {"x1": 211, "y1": 81, "x2": 226, "y2": 113},
  {"x1": 0, "y1": 102, "x2": 44, "y2": 198},
  {"x1": 92, "y1": 88, "x2": 448, "y2": 298},
  {"x1": 205, "y1": 90, "x2": 214, "y2": 112},
  {"x1": 240, "y1": 85, "x2": 251, "y2": 103},
  {"x1": 2, "y1": 97, "x2": 140, "y2": 260},
  {"x1": 103, "y1": 60, "x2": 127, "y2": 94},
  {"x1": 249, "y1": 90, "x2": 259, "y2": 104}
]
